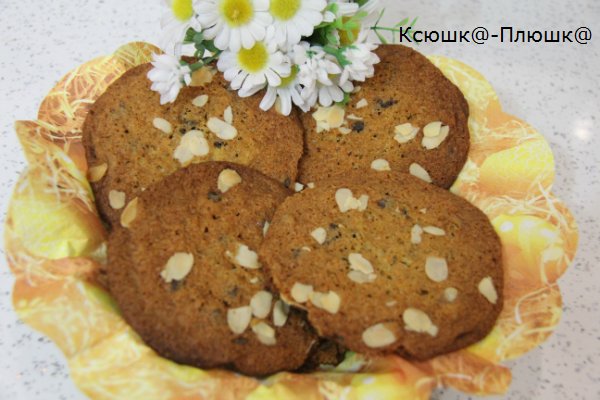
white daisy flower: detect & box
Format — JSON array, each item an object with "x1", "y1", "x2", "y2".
[
  {"x1": 339, "y1": 30, "x2": 380, "y2": 85},
  {"x1": 148, "y1": 52, "x2": 192, "y2": 104},
  {"x1": 260, "y1": 66, "x2": 307, "y2": 115},
  {"x1": 217, "y1": 41, "x2": 291, "y2": 97},
  {"x1": 295, "y1": 43, "x2": 353, "y2": 107},
  {"x1": 266, "y1": 0, "x2": 327, "y2": 48},
  {"x1": 194, "y1": 0, "x2": 272, "y2": 52},
  {"x1": 323, "y1": 0, "x2": 359, "y2": 23},
  {"x1": 160, "y1": 0, "x2": 202, "y2": 54}
]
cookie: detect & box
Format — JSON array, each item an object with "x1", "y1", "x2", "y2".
[
  {"x1": 83, "y1": 63, "x2": 304, "y2": 227},
  {"x1": 260, "y1": 171, "x2": 503, "y2": 360},
  {"x1": 107, "y1": 162, "x2": 317, "y2": 376},
  {"x1": 298, "y1": 44, "x2": 470, "y2": 189}
]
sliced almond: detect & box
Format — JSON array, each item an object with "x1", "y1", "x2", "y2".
[
  {"x1": 444, "y1": 287, "x2": 458, "y2": 302},
  {"x1": 152, "y1": 117, "x2": 172, "y2": 134},
  {"x1": 362, "y1": 323, "x2": 397, "y2": 348},
  {"x1": 218, "y1": 168, "x2": 242, "y2": 193},
  {"x1": 385, "y1": 300, "x2": 398, "y2": 307},
  {"x1": 335, "y1": 188, "x2": 355, "y2": 212},
  {"x1": 227, "y1": 306, "x2": 252, "y2": 334},
  {"x1": 192, "y1": 94, "x2": 209, "y2": 107},
  {"x1": 88, "y1": 163, "x2": 108, "y2": 183},
  {"x1": 291, "y1": 282, "x2": 313, "y2": 303},
  {"x1": 338, "y1": 126, "x2": 352, "y2": 135},
  {"x1": 403, "y1": 308, "x2": 438, "y2": 336},
  {"x1": 306, "y1": 182, "x2": 315, "y2": 189},
  {"x1": 250, "y1": 291, "x2": 273, "y2": 319},
  {"x1": 423, "y1": 121, "x2": 443, "y2": 137},
  {"x1": 423, "y1": 226, "x2": 446, "y2": 236},
  {"x1": 310, "y1": 227, "x2": 327, "y2": 245},
  {"x1": 252, "y1": 322, "x2": 276, "y2": 345},
  {"x1": 357, "y1": 195, "x2": 369, "y2": 211},
  {"x1": 348, "y1": 253, "x2": 374, "y2": 274},
  {"x1": 108, "y1": 190, "x2": 126, "y2": 210},
  {"x1": 478, "y1": 276, "x2": 498, "y2": 304},
  {"x1": 327, "y1": 106, "x2": 345, "y2": 128},
  {"x1": 409, "y1": 163, "x2": 432, "y2": 183},
  {"x1": 207, "y1": 117, "x2": 237, "y2": 140},
  {"x1": 394, "y1": 123, "x2": 419, "y2": 144},
  {"x1": 309, "y1": 291, "x2": 341, "y2": 314},
  {"x1": 356, "y1": 98, "x2": 368, "y2": 109},
  {"x1": 422, "y1": 125, "x2": 450, "y2": 150},
  {"x1": 223, "y1": 106, "x2": 234, "y2": 124},
  {"x1": 411, "y1": 224, "x2": 423, "y2": 244},
  {"x1": 347, "y1": 270, "x2": 377, "y2": 284},
  {"x1": 425, "y1": 256, "x2": 449, "y2": 283},
  {"x1": 294, "y1": 182, "x2": 305, "y2": 192},
  {"x1": 233, "y1": 244, "x2": 261, "y2": 269},
  {"x1": 273, "y1": 300, "x2": 290, "y2": 327},
  {"x1": 371, "y1": 159, "x2": 391, "y2": 172},
  {"x1": 262, "y1": 221, "x2": 270, "y2": 237},
  {"x1": 346, "y1": 114, "x2": 363, "y2": 121},
  {"x1": 120, "y1": 197, "x2": 139, "y2": 228},
  {"x1": 174, "y1": 130, "x2": 209, "y2": 165},
  {"x1": 160, "y1": 252, "x2": 194, "y2": 283}
]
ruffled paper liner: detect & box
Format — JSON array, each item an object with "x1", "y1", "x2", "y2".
[{"x1": 4, "y1": 43, "x2": 578, "y2": 399}]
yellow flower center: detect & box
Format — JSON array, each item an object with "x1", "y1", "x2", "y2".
[
  {"x1": 220, "y1": 0, "x2": 254, "y2": 27},
  {"x1": 171, "y1": 0, "x2": 194, "y2": 21},
  {"x1": 270, "y1": 0, "x2": 301, "y2": 21},
  {"x1": 278, "y1": 66, "x2": 298, "y2": 87},
  {"x1": 238, "y1": 42, "x2": 269, "y2": 73}
]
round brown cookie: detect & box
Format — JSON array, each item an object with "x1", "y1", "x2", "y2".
[
  {"x1": 107, "y1": 162, "x2": 317, "y2": 376},
  {"x1": 260, "y1": 171, "x2": 503, "y2": 360},
  {"x1": 83, "y1": 63, "x2": 304, "y2": 227},
  {"x1": 298, "y1": 44, "x2": 470, "y2": 189}
]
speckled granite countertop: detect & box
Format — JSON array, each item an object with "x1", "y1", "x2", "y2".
[{"x1": 1, "y1": 1, "x2": 599, "y2": 399}]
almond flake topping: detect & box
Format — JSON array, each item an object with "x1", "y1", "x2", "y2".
[
  {"x1": 478, "y1": 276, "x2": 498, "y2": 304},
  {"x1": 394, "y1": 123, "x2": 419, "y2": 144},
  {"x1": 174, "y1": 130, "x2": 209, "y2": 166},
  {"x1": 311, "y1": 227, "x2": 327, "y2": 245},
  {"x1": 207, "y1": 117, "x2": 238, "y2": 140},
  {"x1": 371, "y1": 159, "x2": 391, "y2": 171},
  {"x1": 444, "y1": 287, "x2": 458, "y2": 302},
  {"x1": 335, "y1": 188, "x2": 369, "y2": 212},
  {"x1": 88, "y1": 163, "x2": 108, "y2": 183},
  {"x1": 313, "y1": 105, "x2": 345, "y2": 132},
  {"x1": 356, "y1": 98, "x2": 368, "y2": 109},
  {"x1": 192, "y1": 94, "x2": 209, "y2": 107},
  {"x1": 309, "y1": 291, "x2": 341, "y2": 314},
  {"x1": 425, "y1": 256, "x2": 449, "y2": 283},
  {"x1": 160, "y1": 252, "x2": 194, "y2": 283},
  {"x1": 227, "y1": 306, "x2": 252, "y2": 334},
  {"x1": 291, "y1": 282, "x2": 313, "y2": 303},
  {"x1": 347, "y1": 270, "x2": 377, "y2": 284},
  {"x1": 152, "y1": 117, "x2": 172, "y2": 134},
  {"x1": 273, "y1": 300, "x2": 290, "y2": 327},
  {"x1": 403, "y1": 308, "x2": 438, "y2": 336},
  {"x1": 262, "y1": 221, "x2": 270, "y2": 237},
  {"x1": 411, "y1": 224, "x2": 424, "y2": 244},
  {"x1": 234, "y1": 244, "x2": 260, "y2": 269},
  {"x1": 218, "y1": 168, "x2": 242, "y2": 193},
  {"x1": 362, "y1": 323, "x2": 397, "y2": 348},
  {"x1": 250, "y1": 291, "x2": 273, "y2": 319},
  {"x1": 223, "y1": 106, "x2": 233, "y2": 124},
  {"x1": 294, "y1": 182, "x2": 305, "y2": 192},
  {"x1": 348, "y1": 253, "x2": 374, "y2": 274},
  {"x1": 423, "y1": 226, "x2": 446, "y2": 236},
  {"x1": 422, "y1": 121, "x2": 450, "y2": 150},
  {"x1": 252, "y1": 322, "x2": 276, "y2": 346},
  {"x1": 108, "y1": 190, "x2": 126, "y2": 210},
  {"x1": 409, "y1": 163, "x2": 432, "y2": 183},
  {"x1": 120, "y1": 197, "x2": 139, "y2": 228}
]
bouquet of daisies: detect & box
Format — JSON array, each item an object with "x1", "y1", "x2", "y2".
[{"x1": 149, "y1": 0, "x2": 389, "y2": 115}]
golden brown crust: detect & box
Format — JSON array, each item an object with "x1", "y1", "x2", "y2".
[
  {"x1": 83, "y1": 63, "x2": 304, "y2": 227},
  {"x1": 107, "y1": 162, "x2": 317, "y2": 376},
  {"x1": 298, "y1": 44, "x2": 470, "y2": 189},
  {"x1": 260, "y1": 171, "x2": 503, "y2": 360}
]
